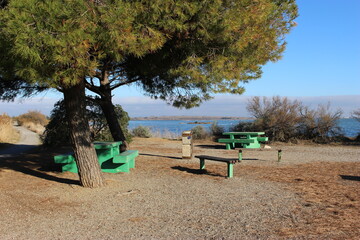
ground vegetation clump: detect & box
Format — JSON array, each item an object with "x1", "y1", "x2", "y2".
[
  {"x1": 0, "y1": 113, "x2": 19, "y2": 143},
  {"x1": 14, "y1": 110, "x2": 48, "y2": 135},
  {"x1": 131, "y1": 126, "x2": 152, "y2": 138}
]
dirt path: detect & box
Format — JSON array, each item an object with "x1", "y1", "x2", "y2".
[{"x1": 0, "y1": 125, "x2": 40, "y2": 158}]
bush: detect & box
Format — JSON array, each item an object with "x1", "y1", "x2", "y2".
[
  {"x1": 247, "y1": 96, "x2": 301, "y2": 141},
  {"x1": 0, "y1": 113, "x2": 19, "y2": 143},
  {"x1": 351, "y1": 109, "x2": 360, "y2": 139},
  {"x1": 42, "y1": 101, "x2": 70, "y2": 146},
  {"x1": 132, "y1": 126, "x2": 152, "y2": 138},
  {"x1": 191, "y1": 125, "x2": 209, "y2": 140},
  {"x1": 244, "y1": 96, "x2": 344, "y2": 143},
  {"x1": 42, "y1": 100, "x2": 132, "y2": 146},
  {"x1": 92, "y1": 104, "x2": 132, "y2": 143},
  {"x1": 230, "y1": 121, "x2": 254, "y2": 132},
  {"x1": 209, "y1": 121, "x2": 224, "y2": 137},
  {"x1": 15, "y1": 110, "x2": 48, "y2": 126},
  {"x1": 299, "y1": 104, "x2": 343, "y2": 143},
  {"x1": 15, "y1": 110, "x2": 48, "y2": 134}
]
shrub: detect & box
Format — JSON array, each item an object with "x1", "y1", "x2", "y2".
[
  {"x1": 244, "y1": 96, "x2": 343, "y2": 143},
  {"x1": 0, "y1": 113, "x2": 19, "y2": 143},
  {"x1": 351, "y1": 108, "x2": 360, "y2": 139},
  {"x1": 209, "y1": 121, "x2": 224, "y2": 137},
  {"x1": 15, "y1": 110, "x2": 48, "y2": 126},
  {"x1": 299, "y1": 104, "x2": 343, "y2": 143},
  {"x1": 14, "y1": 111, "x2": 48, "y2": 134},
  {"x1": 42, "y1": 100, "x2": 131, "y2": 146},
  {"x1": 247, "y1": 96, "x2": 301, "y2": 141},
  {"x1": 41, "y1": 101, "x2": 70, "y2": 146},
  {"x1": 132, "y1": 126, "x2": 152, "y2": 138},
  {"x1": 230, "y1": 121, "x2": 254, "y2": 132},
  {"x1": 91, "y1": 104, "x2": 132, "y2": 143},
  {"x1": 191, "y1": 125, "x2": 209, "y2": 140},
  {"x1": 0, "y1": 113, "x2": 12, "y2": 126}
]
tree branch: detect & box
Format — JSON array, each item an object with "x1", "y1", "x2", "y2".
[
  {"x1": 110, "y1": 77, "x2": 141, "y2": 90},
  {"x1": 85, "y1": 79, "x2": 103, "y2": 96}
]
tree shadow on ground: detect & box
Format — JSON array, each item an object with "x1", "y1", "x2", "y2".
[
  {"x1": 340, "y1": 175, "x2": 360, "y2": 181},
  {"x1": 140, "y1": 153, "x2": 182, "y2": 160},
  {"x1": 0, "y1": 147, "x2": 80, "y2": 186},
  {"x1": 0, "y1": 144, "x2": 39, "y2": 155},
  {"x1": 196, "y1": 144, "x2": 226, "y2": 150},
  {"x1": 171, "y1": 165, "x2": 224, "y2": 177},
  {"x1": 241, "y1": 158, "x2": 264, "y2": 161}
]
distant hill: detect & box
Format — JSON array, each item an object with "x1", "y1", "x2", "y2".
[{"x1": 131, "y1": 116, "x2": 254, "y2": 121}]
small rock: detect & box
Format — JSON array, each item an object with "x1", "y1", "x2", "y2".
[{"x1": 264, "y1": 145, "x2": 271, "y2": 149}]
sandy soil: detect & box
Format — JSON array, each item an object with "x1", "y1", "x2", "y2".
[{"x1": 0, "y1": 138, "x2": 359, "y2": 239}]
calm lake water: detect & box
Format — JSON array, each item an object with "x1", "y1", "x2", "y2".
[{"x1": 129, "y1": 118, "x2": 360, "y2": 138}]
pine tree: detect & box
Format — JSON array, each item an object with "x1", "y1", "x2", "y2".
[{"x1": 1, "y1": 0, "x2": 298, "y2": 188}]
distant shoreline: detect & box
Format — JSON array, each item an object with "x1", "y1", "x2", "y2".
[{"x1": 130, "y1": 116, "x2": 254, "y2": 121}]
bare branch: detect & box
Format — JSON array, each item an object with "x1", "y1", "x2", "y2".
[{"x1": 110, "y1": 78, "x2": 141, "y2": 90}]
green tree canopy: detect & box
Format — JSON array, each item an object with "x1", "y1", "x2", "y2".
[
  {"x1": 1, "y1": 0, "x2": 298, "y2": 106},
  {"x1": 0, "y1": 0, "x2": 298, "y2": 187}
]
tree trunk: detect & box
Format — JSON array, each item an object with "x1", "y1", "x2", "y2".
[
  {"x1": 98, "y1": 71, "x2": 128, "y2": 150},
  {"x1": 63, "y1": 80, "x2": 105, "y2": 188},
  {"x1": 98, "y1": 97, "x2": 124, "y2": 137},
  {"x1": 98, "y1": 92, "x2": 129, "y2": 150}
]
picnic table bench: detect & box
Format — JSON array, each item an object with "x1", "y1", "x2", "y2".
[
  {"x1": 194, "y1": 155, "x2": 241, "y2": 178},
  {"x1": 54, "y1": 141, "x2": 138, "y2": 173},
  {"x1": 218, "y1": 132, "x2": 268, "y2": 149}
]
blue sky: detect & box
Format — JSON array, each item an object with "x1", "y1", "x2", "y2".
[{"x1": 1, "y1": 0, "x2": 359, "y2": 117}]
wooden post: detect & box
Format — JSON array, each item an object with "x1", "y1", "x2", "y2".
[{"x1": 278, "y1": 149, "x2": 282, "y2": 162}]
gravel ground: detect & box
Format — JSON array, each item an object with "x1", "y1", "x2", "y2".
[{"x1": 0, "y1": 138, "x2": 359, "y2": 239}]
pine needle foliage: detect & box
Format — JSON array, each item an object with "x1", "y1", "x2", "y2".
[{"x1": 1, "y1": 0, "x2": 298, "y2": 107}]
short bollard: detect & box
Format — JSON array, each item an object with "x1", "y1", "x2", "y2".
[
  {"x1": 278, "y1": 149, "x2": 282, "y2": 162},
  {"x1": 238, "y1": 150, "x2": 243, "y2": 161}
]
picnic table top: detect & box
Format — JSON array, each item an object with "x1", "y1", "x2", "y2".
[{"x1": 223, "y1": 132, "x2": 265, "y2": 136}]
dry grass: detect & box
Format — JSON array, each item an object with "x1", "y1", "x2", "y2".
[
  {"x1": 0, "y1": 114, "x2": 19, "y2": 143},
  {"x1": 15, "y1": 111, "x2": 48, "y2": 135},
  {"x1": 22, "y1": 122, "x2": 45, "y2": 135}
]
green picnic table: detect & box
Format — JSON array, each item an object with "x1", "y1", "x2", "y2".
[
  {"x1": 54, "y1": 141, "x2": 138, "y2": 173},
  {"x1": 218, "y1": 132, "x2": 268, "y2": 149}
]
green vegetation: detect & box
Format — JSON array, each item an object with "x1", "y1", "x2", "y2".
[
  {"x1": 190, "y1": 122, "x2": 224, "y2": 140},
  {"x1": 0, "y1": 0, "x2": 298, "y2": 188},
  {"x1": 43, "y1": 100, "x2": 131, "y2": 146},
  {"x1": 191, "y1": 125, "x2": 209, "y2": 140},
  {"x1": 209, "y1": 121, "x2": 225, "y2": 138},
  {"x1": 131, "y1": 126, "x2": 152, "y2": 138}
]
